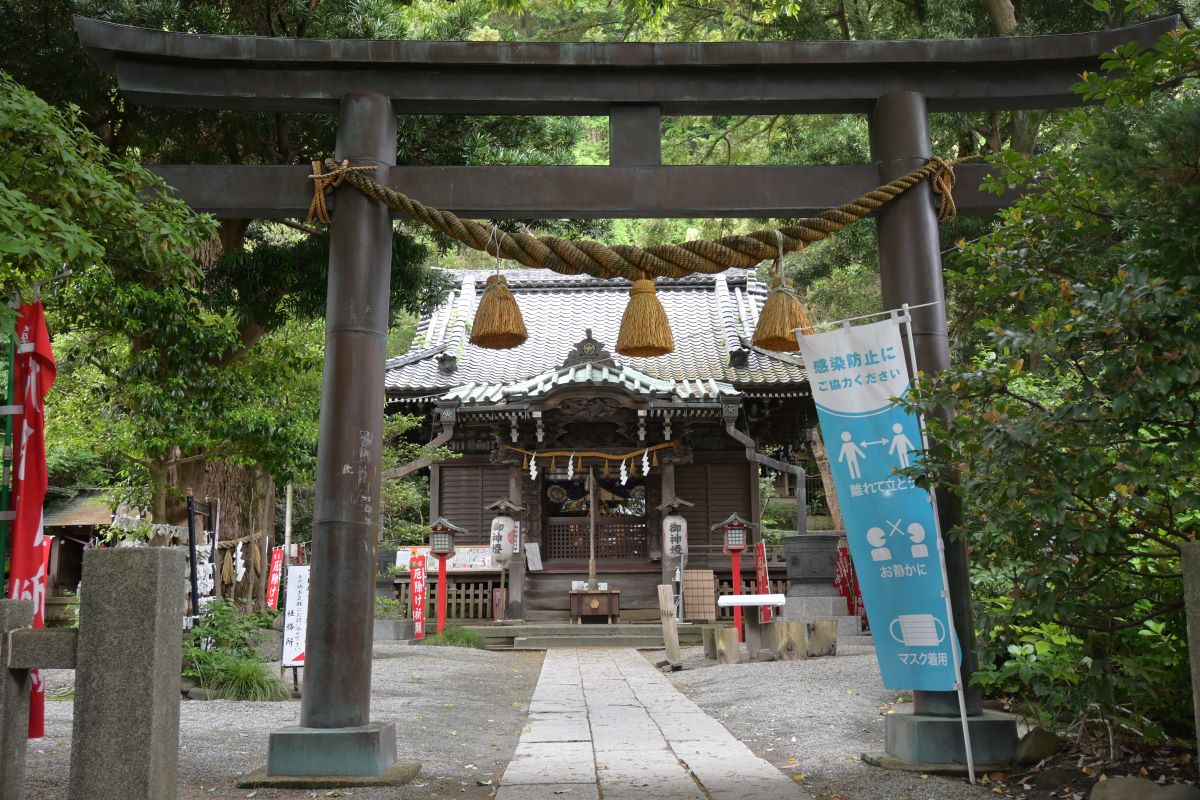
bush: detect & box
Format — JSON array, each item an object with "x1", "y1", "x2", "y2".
[
  {"x1": 413, "y1": 624, "x2": 485, "y2": 649},
  {"x1": 182, "y1": 600, "x2": 290, "y2": 701},
  {"x1": 183, "y1": 647, "x2": 291, "y2": 701},
  {"x1": 185, "y1": 600, "x2": 263, "y2": 657},
  {"x1": 374, "y1": 595, "x2": 405, "y2": 620}
]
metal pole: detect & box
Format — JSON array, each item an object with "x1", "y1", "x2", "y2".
[
  {"x1": 731, "y1": 550, "x2": 743, "y2": 642},
  {"x1": 300, "y1": 92, "x2": 395, "y2": 730},
  {"x1": 869, "y1": 91, "x2": 981, "y2": 717},
  {"x1": 185, "y1": 496, "x2": 201, "y2": 627},
  {"x1": 902, "y1": 304, "x2": 975, "y2": 783},
  {"x1": 437, "y1": 556, "x2": 448, "y2": 634}
]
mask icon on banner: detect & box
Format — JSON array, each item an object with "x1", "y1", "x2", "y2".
[{"x1": 889, "y1": 614, "x2": 945, "y2": 647}]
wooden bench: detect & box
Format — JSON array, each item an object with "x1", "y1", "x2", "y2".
[{"x1": 714, "y1": 594, "x2": 837, "y2": 663}]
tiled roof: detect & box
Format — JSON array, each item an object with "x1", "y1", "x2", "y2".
[
  {"x1": 386, "y1": 268, "x2": 807, "y2": 399},
  {"x1": 444, "y1": 361, "x2": 736, "y2": 406}
]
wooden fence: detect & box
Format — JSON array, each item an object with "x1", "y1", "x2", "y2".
[
  {"x1": 394, "y1": 573, "x2": 503, "y2": 621},
  {"x1": 715, "y1": 577, "x2": 790, "y2": 620}
]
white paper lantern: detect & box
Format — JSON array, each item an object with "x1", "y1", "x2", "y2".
[
  {"x1": 489, "y1": 514, "x2": 517, "y2": 565},
  {"x1": 663, "y1": 513, "x2": 688, "y2": 559}
]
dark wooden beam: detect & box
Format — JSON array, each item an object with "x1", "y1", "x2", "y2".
[
  {"x1": 76, "y1": 16, "x2": 1177, "y2": 115},
  {"x1": 149, "y1": 163, "x2": 1014, "y2": 219}
]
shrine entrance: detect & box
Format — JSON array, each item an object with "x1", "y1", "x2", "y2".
[
  {"x1": 543, "y1": 475, "x2": 648, "y2": 562},
  {"x1": 72, "y1": 12, "x2": 1173, "y2": 782}
]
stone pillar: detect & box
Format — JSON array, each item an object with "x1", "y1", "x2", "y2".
[
  {"x1": 267, "y1": 92, "x2": 400, "y2": 778},
  {"x1": 69, "y1": 549, "x2": 185, "y2": 800},
  {"x1": 1182, "y1": 540, "x2": 1200, "y2": 759},
  {"x1": 869, "y1": 91, "x2": 980, "y2": 717},
  {"x1": 0, "y1": 600, "x2": 33, "y2": 800}
]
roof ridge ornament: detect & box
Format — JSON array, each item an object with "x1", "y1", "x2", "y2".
[{"x1": 561, "y1": 328, "x2": 614, "y2": 368}]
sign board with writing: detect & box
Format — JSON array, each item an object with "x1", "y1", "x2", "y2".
[
  {"x1": 754, "y1": 541, "x2": 774, "y2": 624},
  {"x1": 397, "y1": 545, "x2": 495, "y2": 572},
  {"x1": 798, "y1": 318, "x2": 958, "y2": 691},
  {"x1": 265, "y1": 547, "x2": 285, "y2": 611},
  {"x1": 524, "y1": 542, "x2": 543, "y2": 572},
  {"x1": 410, "y1": 555, "x2": 427, "y2": 640},
  {"x1": 281, "y1": 565, "x2": 310, "y2": 666}
]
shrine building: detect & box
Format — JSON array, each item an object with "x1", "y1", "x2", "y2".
[{"x1": 385, "y1": 267, "x2": 816, "y2": 622}]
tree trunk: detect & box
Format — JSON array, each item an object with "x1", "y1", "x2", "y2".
[
  {"x1": 980, "y1": 0, "x2": 1016, "y2": 33},
  {"x1": 981, "y1": 0, "x2": 1042, "y2": 155},
  {"x1": 808, "y1": 429, "x2": 844, "y2": 531},
  {"x1": 147, "y1": 459, "x2": 170, "y2": 525}
]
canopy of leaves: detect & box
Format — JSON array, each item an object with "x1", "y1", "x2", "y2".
[{"x1": 0, "y1": 70, "x2": 212, "y2": 331}]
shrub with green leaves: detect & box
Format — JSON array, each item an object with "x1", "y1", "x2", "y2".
[
  {"x1": 183, "y1": 601, "x2": 290, "y2": 701},
  {"x1": 182, "y1": 647, "x2": 290, "y2": 702},
  {"x1": 413, "y1": 624, "x2": 485, "y2": 649},
  {"x1": 909, "y1": 27, "x2": 1200, "y2": 744}
]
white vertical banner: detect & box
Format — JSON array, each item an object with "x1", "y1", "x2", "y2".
[{"x1": 281, "y1": 565, "x2": 310, "y2": 666}]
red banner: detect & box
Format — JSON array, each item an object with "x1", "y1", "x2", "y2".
[
  {"x1": 833, "y1": 543, "x2": 867, "y2": 626},
  {"x1": 754, "y1": 541, "x2": 774, "y2": 624},
  {"x1": 8, "y1": 302, "x2": 56, "y2": 738},
  {"x1": 410, "y1": 555, "x2": 426, "y2": 640},
  {"x1": 265, "y1": 547, "x2": 285, "y2": 610}
]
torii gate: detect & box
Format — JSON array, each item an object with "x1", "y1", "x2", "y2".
[{"x1": 75, "y1": 15, "x2": 1174, "y2": 782}]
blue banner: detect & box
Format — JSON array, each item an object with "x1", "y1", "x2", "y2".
[{"x1": 798, "y1": 318, "x2": 959, "y2": 691}]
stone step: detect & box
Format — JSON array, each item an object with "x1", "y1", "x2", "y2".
[
  {"x1": 838, "y1": 633, "x2": 874, "y2": 647},
  {"x1": 512, "y1": 635, "x2": 666, "y2": 650},
  {"x1": 466, "y1": 623, "x2": 702, "y2": 650}
]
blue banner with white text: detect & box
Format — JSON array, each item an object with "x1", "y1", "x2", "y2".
[{"x1": 798, "y1": 318, "x2": 959, "y2": 691}]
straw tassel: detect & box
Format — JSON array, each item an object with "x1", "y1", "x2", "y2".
[
  {"x1": 616, "y1": 278, "x2": 674, "y2": 357},
  {"x1": 221, "y1": 549, "x2": 234, "y2": 585},
  {"x1": 470, "y1": 274, "x2": 527, "y2": 349},
  {"x1": 752, "y1": 283, "x2": 815, "y2": 352}
]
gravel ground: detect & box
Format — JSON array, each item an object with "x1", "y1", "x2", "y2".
[
  {"x1": 23, "y1": 643, "x2": 544, "y2": 800},
  {"x1": 659, "y1": 643, "x2": 994, "y2": 800},
  {"x1": 22, "y1": 641, "x2": 1003, "y2": 800}
]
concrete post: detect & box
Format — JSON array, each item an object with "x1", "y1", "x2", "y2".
[
  {"x1": 868, "y1": 91, "x2": 1017, "y2": 768},
  {"x1": 265, "y1": 92, "x2": 403, "y2": 779},
  {"x1": 0, "y1": 600, "x2": 33, "y2": 800},
  {"x1": 1182, "y1": 540, "x2": 1200, "y2": 759},
  {"x1": 69, "y1": 548, "x2": 185, "y2": 800},
  {"x1": 869, "y1": 91, "x2": 980, "y2": 717}
]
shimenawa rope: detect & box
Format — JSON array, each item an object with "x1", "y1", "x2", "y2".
[{"x1": 306, "y1": 155, "x2": 977, "y2": 281}]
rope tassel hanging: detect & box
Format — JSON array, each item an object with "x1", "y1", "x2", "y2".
[
  {"x1": 471, "y1": 274, "x2": 527, "y2": 349},
  {"x1": 616, "y1": 276, "x2": 674, "y2": 357},
  {"x1": 470, "y1": 226, "x2": 528, "y2": 350},
  {"x1": 752, "y1": 230, "x2": 815, "y2": 352}
]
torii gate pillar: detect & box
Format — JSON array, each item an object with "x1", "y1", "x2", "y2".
[
  {"x1": 870, "y1": 91, "x2": 1018, "y2": 767},
  {"x1": 264, "y1": 93, "x2": 412, "y2": 780}
]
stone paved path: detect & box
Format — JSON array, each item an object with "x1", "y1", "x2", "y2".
[{"x1": 497, "y1": 648, "x2": 811, "y2": 800}]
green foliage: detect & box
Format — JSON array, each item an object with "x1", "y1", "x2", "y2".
[
  {"x1": 758, "y1": 476, "x2": 793, "y2": 545},
  {"x1": 185, "y1": 600, "x2": 266, "y2": 658},
  {"x1": 413, "y1": 624, "x2": 486, "y2": 649},
  {"x1": 182, "y1": 601, "x2": 289, "y2": 701},
  {"x1": 907, "y1": 27, "x2": 1200, "y2": 743},
  {"x1": 182, "y1": 647, "x2": 291, "y2": 701},
  {"x1": 374, "y1": 595, "x2": 405, "y2": 620},
  {"x1": 0, "y1": 69, "x2": 212, "y2": 330}
]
